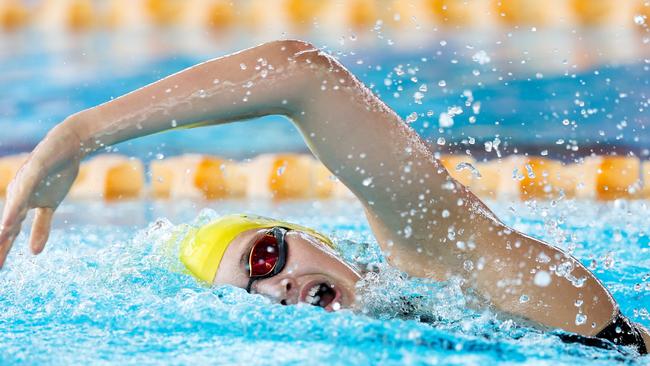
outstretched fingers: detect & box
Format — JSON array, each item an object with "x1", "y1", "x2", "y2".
[
  {"x1": 0, "y1": 219, "x2": 22, "y2": 269},
  {"x1": 0, "y1": 178, "x2": 34, "y2": 268},
  {"x1": 30, "y1": 207, "x2": 54, "y2": 255}
]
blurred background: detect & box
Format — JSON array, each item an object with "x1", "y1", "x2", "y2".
[{"x1": 0, "y1": 0, "x2": 648, "y2": 161}]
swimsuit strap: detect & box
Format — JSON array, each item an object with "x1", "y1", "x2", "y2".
[{"x1": 596, "y1": 311, "x2": 647, "y2": 355}]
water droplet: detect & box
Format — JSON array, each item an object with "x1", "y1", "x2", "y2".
[
  {"x1": 442, "y1": 209, "x2": 450, "y2": 218},
  {"x1": 519, "y1": 294, "x2": 529, "y2": 303},
  {"x1": 438, "y1": 80, "x2": 446, "y2": 87},
  {"x1": 362, "y1": 177, "x2": 373, "y2": 186},
  {"x1": 240, "y1": 63, "x2": 247, "y2": 70},
  {"x1": 634, "y1": 15, "x2": 646, "y2": 25},
  {"x1": 403, "y1": 225, "x2": 412, "y2": 238},
  {"x1": 575, "y1": 313, "x2": 587, "y2": 325},
  {"x1": 405, "y1": 112, "x2": 418, "y2": 123},
  {"x1": 277, "y1": 166, "x2": 286, "y2": 176},
  {"x1": 439, "y1": 113, "x2": 454, "y2": 128},
  {"x1": 471, "y1": 50, "x2": 491, "y2": 65},
  {"x1": 534, "y1": 270, "x2": 551, "y2": 287},
  {"x1": 525, "y1": 164, "x2": 535, "y2": 178},
  {"x1": 455, "y1": 162, "x2": 482, "y2": 178},
  {"x1": 574, "y1": 299, "x2": 583, "y2": 307},
  {"x1": 463, "y1": 260, "x2": 474, "y2": 271},
  {"x1": 413, "y1": 91, "x2": 424, "y2": 104}
]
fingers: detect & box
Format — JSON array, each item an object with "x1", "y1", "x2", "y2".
[
  {"x1": 0, "y1": 188, "x2": 29, "y2": 268},
  {"x1": 30, "y1": 207, "x2": 54, "y2": 255},
  {"x1": 0, "y1": 220, "x2": 22, "y2": 269}
]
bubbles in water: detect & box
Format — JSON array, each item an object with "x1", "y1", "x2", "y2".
[{"x1": 355, "y1": 264, "x2": 466, "y2": 323}]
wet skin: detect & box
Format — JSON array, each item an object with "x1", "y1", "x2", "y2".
[{"x1": 214, "y1": 228, "x2": 361, "y2": 311}]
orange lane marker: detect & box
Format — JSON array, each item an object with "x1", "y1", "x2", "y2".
[
  {"x1": 596, "y1": 156, "x2": 641, "y2": 200},
  {"x1": 70, "y1": 155, "x2": 145, "y2": 201}
]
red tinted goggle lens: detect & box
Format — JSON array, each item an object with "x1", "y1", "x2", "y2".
[{"x1": 249, "y1": 232, "x2": 281, "y2": 278}]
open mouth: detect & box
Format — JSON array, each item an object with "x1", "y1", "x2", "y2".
[{"x1": 304, "y1": 282, "x2": 338, "y2": 309}]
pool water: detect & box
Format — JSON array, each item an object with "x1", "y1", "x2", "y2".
[
  {"x1": 1, "y1": 30, "x2": 648, "y2": 159},
  {"x1": 0, "y1": 198, "x2": 648, "y2": 365}
]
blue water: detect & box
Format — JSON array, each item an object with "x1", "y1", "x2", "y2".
[
  {"x1": 0, "y1": 199, "x2": 648, "y2": 365},
  {"x1": 0, "y1": 30, "x2": 648, "y2": 158},
  {"x1": 1, "y1": 28, "x2": 649, "y2": 365}
]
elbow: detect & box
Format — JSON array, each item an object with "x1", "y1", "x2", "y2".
[{"x1": 270, "y1": 39, "x2": 345, "y2": 75}]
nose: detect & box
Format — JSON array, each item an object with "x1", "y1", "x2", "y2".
[{"x1": 254, "y1": 275, "x2": 298, "y2": 305}]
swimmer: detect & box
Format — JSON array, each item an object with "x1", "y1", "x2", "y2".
[{"x1": 0, "y1": 40, "x2": 647, "y2": 354}]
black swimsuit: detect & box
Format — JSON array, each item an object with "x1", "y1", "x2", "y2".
[
  {"x1": 556, "y1": 311, "x2": 646, "y2": 355},
  {"x1": 595, "y1": 312, "x2": 647, "y2": 354}
]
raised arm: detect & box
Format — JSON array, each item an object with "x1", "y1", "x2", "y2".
[{"x1": 0, "y1": 40, "x2": 635, "y2": 344}]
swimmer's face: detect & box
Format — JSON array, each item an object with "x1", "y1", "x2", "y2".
[{"x1": 214, "y1": 228, "x2": 361, "y2": 311}]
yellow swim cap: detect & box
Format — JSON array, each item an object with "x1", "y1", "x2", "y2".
[{"x1": 180, "y1": 214, "x2": 334, "y2": 284}]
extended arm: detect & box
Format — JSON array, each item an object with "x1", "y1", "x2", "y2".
[{"x1": 0, "y1": 40, "x2": 635, "y2": 342}]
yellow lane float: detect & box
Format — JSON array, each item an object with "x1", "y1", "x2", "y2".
[
  {"x1": 181, "y1": 0, "x2": 235, "y2": 29},
  {"x1": 642, "y1": 161, "x2": 650, "y2": 198},
  {"x1": 150, "y1": 154, "x2": 245, "y2": 200},
  {"x1": 470, "y1": 155, "x2": 526, "y2": 199},
  {"x1": 70, "y1": 155, "x2": 144, "y2": 200},
  {"x1": 564, "y1": 156, "x2": 601, "y2": 199},
  {"x1": 426, "y1": 0, "x2": 494, "y2": 28},
  {"x1": 242, "y1": 153, "x2": 353, "y2": 200},
  {"x1": 0, "y1": 0, "x2": 29, "y2": 30},
  {"x1": 493, "y1": 0, "x2": 554, "y2": 27},
  {"x1": 36, "y1": 0, "x2": 96, "y2": 30},
  {"x1": 596, "y1": 156, "x2": 641, "y2": 200},
  {"x1": 3, "y1": 153, "x2": 650, "y2": 202},
  {"x1": 518, "y1": 157, "x2": 575, "y2": 200}
]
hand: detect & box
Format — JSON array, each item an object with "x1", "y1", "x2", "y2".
[{"x1": 0, "y1": 127, "x2": 82, "y2": 268}]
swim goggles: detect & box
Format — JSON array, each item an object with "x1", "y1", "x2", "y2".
[{"x1": 245, "y1": 227, "x2": 288, "y2": 293}]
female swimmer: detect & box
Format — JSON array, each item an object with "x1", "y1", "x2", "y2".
[{"x1": 0, "y1": 40, "x2": 647, "y2": 354}]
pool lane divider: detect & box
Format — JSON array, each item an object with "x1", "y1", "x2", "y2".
[
  {"x1": 1, "y1": 0, "x2": 647, "y2": 33},
  {"x1": 1, "y1": 153, "x2": 650, "y2": 201}
]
